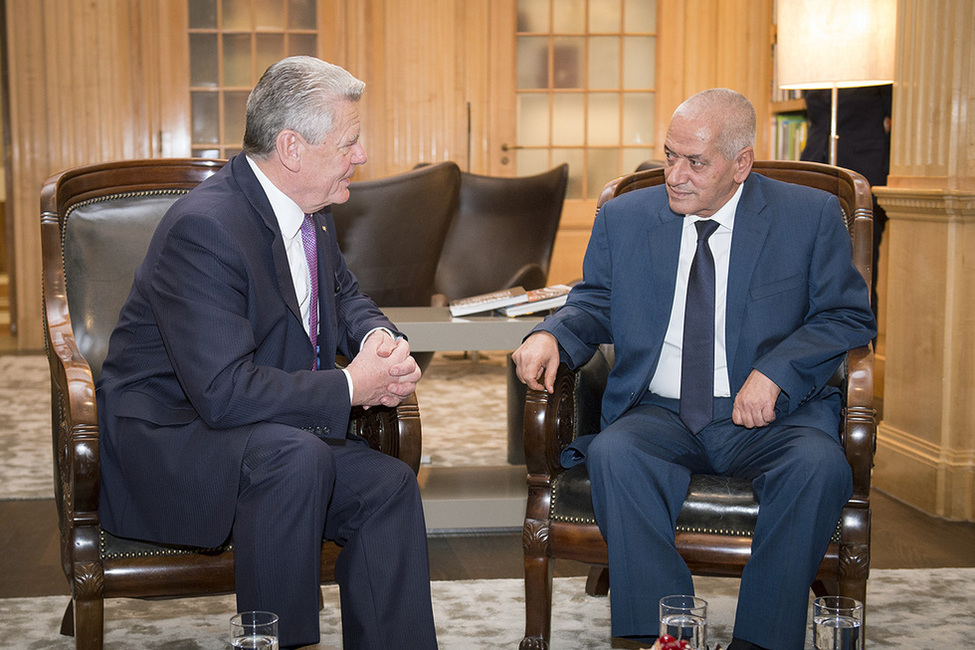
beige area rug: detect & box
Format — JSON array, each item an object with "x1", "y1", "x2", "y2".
[
  {"x1": 2, "y1": 570, "x2": 974, "y2": 649},
  {"x1": 0, "y1": 353, "x2": 510, "y2": 500}
]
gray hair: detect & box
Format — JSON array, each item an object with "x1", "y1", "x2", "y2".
[
  {"x1": 242, "y1": 56, "x2": 365, "y2": 158},
  {"x1": 673, "y1": 88, "x2": 756, "y2": 159}
]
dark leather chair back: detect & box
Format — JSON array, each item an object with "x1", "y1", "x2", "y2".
[
  {"x1": 48, "y1": 159, "x2": 223, "y2": 380},
  {"x1": 434, "y1": 164, "x2": 568, "y2": 301},
  {"x1": 331, "y1": 161, "x2": 461, "y2": 306}
]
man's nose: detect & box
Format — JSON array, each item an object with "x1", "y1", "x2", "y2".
[
  {"x1": 353, "y1": 142, "x2": 367, "y2": 165},
  {"x1": 667, "y1": 158, "x2": 688, "y2": 184}
]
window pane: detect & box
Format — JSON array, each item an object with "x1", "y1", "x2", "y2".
[
  {"x1": 255, "y1": 0, "x2": 284, "y2": 30},
  {"x1": 622, "y1": 147, "x2": 658, "y2": 173},
  {"x1": 551, "y1": 148, "x2": 584, "y2": 199},
  {"x1": 189, "y1": 0, "x2": 217, "y2": 29},
  {"x1": 623, "y1": 36, "x2": 655, "y2": 88},
  {"x1": 517, "y1": 36, "x2": 549, "y2": 89},
  {"x1": 288, "y1": 33, "x2": 317, "y2": 57},
  {"x1": 552, "y1": 37, "x2": 584, "y2": 89},
  {"x1": 587, "y1": 94, "x2": 619, "y2": 146},
  {"x1": 224, "y1": 91, "x2": 249, "y2": 146},
  {"x1": 552, "y1": 94, "x2": 585, "y2": 146},
  {"x1": 223, "y1": 33, "x2": 252, "y2": 86},
  {"x1": 222, "y1": 0, "x2": 251, "y2": 30},
  {"x1": 588, "y1": 36, "x2": 620, "y2": 90},
  {"x1": 256, "y1": 34, "x2": 284, "y2": 76},
  {"x1": 288, "y1": 0, "x2": 316, "y2": 29},
  {"x1": 589, "y1": 0, "x2": 621, "y2": 33},
  {"x1": 553, "y1": 0, "x2": 585, "y2": 33},
  {"x1": 624, "y1": 0, "x2": 656, "y2": 32},
  {"x1": 193, "y1": 147, "x2": 221, "y2": 158},
  {"x1": 517, "y1": 94, "x2": 550, "y2": 146},
  {"x1": 517, "y1": 0, "x2": 549, "y2": 32},
  {"x1": 190, "y1": 34, "x2": 219, "y2": 87},
  {"x1": 192, "y1": 91, "x2": 220, "y2": 144},
  {"x1": 587, "y1": 147, "x2": 619, "y2": 197},
  {"x1": 623, "y1": 92, "x2": 654, "y2": 145},
  {"x1": 517, "y1": 148, "x2": 550, "y2": 177}
]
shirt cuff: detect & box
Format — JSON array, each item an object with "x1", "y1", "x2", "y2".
[{"x1": 341, "y1": 368, "x2": 354, "y2": 403}]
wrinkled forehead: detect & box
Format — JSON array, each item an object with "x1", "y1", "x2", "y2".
[{"x1": 665, "y1": 114, "x2": 720, "y2": 157}]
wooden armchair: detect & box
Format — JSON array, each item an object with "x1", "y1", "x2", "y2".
[
  {"x1": 520, "y1": 161, "x2": 876, "y2": 649},
  {"x1": 41, "y1": 158, "x2": 423, "y2": 650}
]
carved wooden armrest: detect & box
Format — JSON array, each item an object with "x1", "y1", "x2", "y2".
[
  {"x1": 349, "y1": 392, "x2": 422, "y2": 474},
  {"x1": 524, "y1": 363, "x2": 579, "y2": 479},
  {"x1": 843, "y1": 345, "x2": 875, "y2": 504}
]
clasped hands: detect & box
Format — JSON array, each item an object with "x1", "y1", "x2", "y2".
[
  {"x1": 512, "y1": 331, "x2": 782, "y2": 429},
  {"x1": 345, "y1": 331, "x2": 421, "y2": 409}
]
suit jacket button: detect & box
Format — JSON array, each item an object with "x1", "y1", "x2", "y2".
[{"x1": 334, "y1": 283, "x2": 341, "y2": 294}]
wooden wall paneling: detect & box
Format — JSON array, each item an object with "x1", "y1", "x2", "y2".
[
  {"x1": 655, "y1": 0, "x2": 773, "y2": 158},
  {"x1": 4, "y1": 0, "x2": 189, "y2": 349}
]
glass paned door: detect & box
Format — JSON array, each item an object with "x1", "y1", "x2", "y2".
[
  {"x1": 514, "y1": 0, "x2": 657, "y2": 200},
  {"x1": 188, "y1": 0, "x2": 318, "y2": 158}
]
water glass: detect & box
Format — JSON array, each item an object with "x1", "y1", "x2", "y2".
[
  {"x1": 659, "y1": 595, "x2": 707, "y2": 650},
  {"x1": 813, "y1": 596, "x2": 863, "y2": 650},
  {"x1": 230, "y1": 610, "x2": 279, "y2": 649}
]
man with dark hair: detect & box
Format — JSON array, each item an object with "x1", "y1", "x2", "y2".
[
  {"x1": 97, "y1": 56, "x2": 438, "y2": 649},
  {"x1": 514, "y1": 88, "x2": 875, "y2": 649}
]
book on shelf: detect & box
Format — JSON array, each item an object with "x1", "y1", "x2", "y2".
[
  {"x1": 775, "y1": 112, "x2": 808, "y2": 161},
  {"x1": 498, "y1": 284, "x2": 572, "y2": 317},
  {"x1": 448, "y1": 286, "x2": 528, "y2": 317}
]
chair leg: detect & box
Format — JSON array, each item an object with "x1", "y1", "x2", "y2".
[
  {"x1": 73, "y1": 596, "x2": 105, "y2": 650},
  {"x1": 521, "y1": 524, "x2": 554, "y2": 650},
  {"x1": 585, "y1": 566, "x2": 610, "y2": 597}
]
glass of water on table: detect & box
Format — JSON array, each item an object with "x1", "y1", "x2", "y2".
[
  {"x1": 813, "y1": 596, "x2": 863, "y2": 650},
  {"x1": 230, "y1": 610, "x2": 279, "y2": 649},
  {"x1": 659, "y1": 595, "x2": 707, "y2": 650}
]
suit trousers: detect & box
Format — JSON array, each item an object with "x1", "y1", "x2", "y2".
[
  {"x1": 233, "y1": 423, "x2": 438, "y2": 649},
  {"x1": 584, "y1": 396, "x2": 852, "y2": 649}
]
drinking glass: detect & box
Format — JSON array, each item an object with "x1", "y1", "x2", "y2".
[
  {"x1": 230, "y1": 610, "x2": 279, "y2": 650},
  {"x1": 813, "y1": 596, "x2": 863, "y2": 650},
  {"x1": 659, "y1": 595, "x2": 707, "y2": 650}
]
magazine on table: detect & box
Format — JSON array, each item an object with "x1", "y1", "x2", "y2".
[
  {"x1": 497, "y1": 284, "x2": 572, "y2": 317},
  {"x1": 448, "y1": 286, "x2": 528, "y2": 317}
]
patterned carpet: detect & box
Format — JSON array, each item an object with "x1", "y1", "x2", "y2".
[
  {"x1": 3, "y1": 570, "x2": 974, "y2": 648},
  {"x1": 0, "y1": 352, "x2": 510, "y2": 500}
]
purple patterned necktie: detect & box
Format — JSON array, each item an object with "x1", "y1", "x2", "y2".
[{"x1": 300, "y1": 213, "x2": 319, "y2": 369}]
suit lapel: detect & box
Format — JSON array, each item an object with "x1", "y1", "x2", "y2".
[
  {"x1": 231, "y1": 155, "x2": 303, "y2": 325},
  {"x1": 725, "y1": 174, "x2": 772, "y2": 377},
  {"x1": 646, "y1": 207, "x2": 683, "y2": 345}
]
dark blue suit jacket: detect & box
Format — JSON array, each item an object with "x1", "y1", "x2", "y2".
[
  {"x1": 535, "y1": 172, "x2": 876, "y2": 438},
  {"x1": 97, "y1": 154, "x2": 398, "y2": 548}
]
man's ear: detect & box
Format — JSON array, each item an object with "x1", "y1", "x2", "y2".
[
  {"x1": 276, "y1": 130, "x2": 302, "y2": 173},
  {"x1": 734, "y1": 147, "x2": 754, "y2": 183}
]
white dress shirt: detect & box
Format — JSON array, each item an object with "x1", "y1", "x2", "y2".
[{"x1": 648, "y1": 181, "x2": 745, "y2": 399}]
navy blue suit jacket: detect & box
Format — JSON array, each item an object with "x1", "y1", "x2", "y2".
[
  {"x1": 535, "y1": 172, "x2": 876, "y2": 437},
  {"x1": 97, "y1": 154, "x2": 398, "y2": 547}
]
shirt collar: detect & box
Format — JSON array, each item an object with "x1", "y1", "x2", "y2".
[{"x1": 245, "y1": 155, "x2": 306, "y2": 239}]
